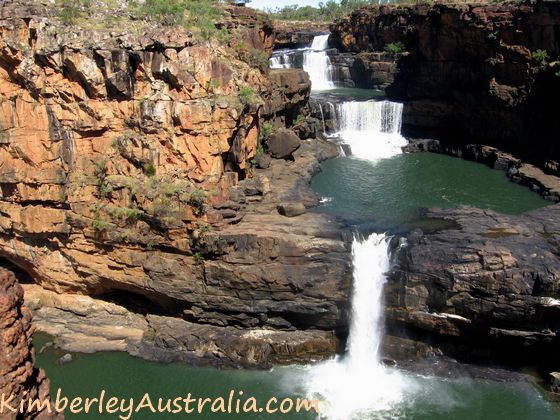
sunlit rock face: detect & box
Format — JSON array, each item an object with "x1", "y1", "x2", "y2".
[{"x1": 0, "y1": 1, "x2": 351, "y2": 367}]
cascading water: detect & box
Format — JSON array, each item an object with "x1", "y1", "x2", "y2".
[
  {"x1": 269, "y1": 35, "x2": 335, "y2": 90},
  {"x1": 269, "y1": 54, "x2": 292, "y2": 69},
  {"x1": 303, "y1": 34, "x2": 335, "y2": 90},
  {"x1": 331, "y1": 100, "x2": 408, "y2": 161},
  {"x1": 306, "y1": 234, "x2": 412, "y2": 419}
]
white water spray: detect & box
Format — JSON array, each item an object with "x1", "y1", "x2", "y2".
[
  {"x1": 332, "y1": 100, "x2": 407, "y2": 161},
  {"x1": 306, "y1": 234, "x2": 412, "y2": 419}
]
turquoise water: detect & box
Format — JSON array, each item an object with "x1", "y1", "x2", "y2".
[
  {"x1": 311, "y1": 152, "x2": 548, "y2": 231},
  {"x1": 35, "y1": 333, "x2": 559, "y2": 419}
]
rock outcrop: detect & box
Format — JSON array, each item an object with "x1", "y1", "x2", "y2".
[
  {"x1": 273, "y1": 21, "x2": 329, "y2": 49},
  {"x1": 23, "y1": 137, "x2": 350, "y2": 368},
  {"x1": 0, "y1": 268, "x2": 61, "y2": 419},
  {"x1": 385, "y1": 204, "x2": 560, "y2": 370},
  {"x1": 0, "y1": 1, "x2": 352, "y2": 367},
  {"x1": 330, "y1": 1, "x2": 560, "y2": 168}
]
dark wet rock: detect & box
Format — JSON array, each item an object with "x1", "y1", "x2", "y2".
[{"x1": 385, "y1": 204, "x2": 560, "y2": 369}]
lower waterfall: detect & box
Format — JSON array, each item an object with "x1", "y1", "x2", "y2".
[{"x1": 306, "y1": 234, "x2": 412, "y2": 419}]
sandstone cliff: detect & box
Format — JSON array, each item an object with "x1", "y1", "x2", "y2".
[
  {"x1": 0, "y1": 268, "x2": 61, "y2": 419},
  {"x1": 0, "y1": 1, "x2": 351, "y2": 366},
  {"x1": 330, "y1": 1, "x2": 560, "y2": 169}
]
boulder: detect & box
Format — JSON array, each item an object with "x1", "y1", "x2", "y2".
[
  {"x1": 277, "y1": 202, "x2": 306, "y2": 217},
  {"x1": 255, "y1": 153, "x2": 272, "y2": 169},
  {"x1": 267, "y1": 129, "x2": 301, "y2": 159},
  {"x1": 550, "y1": 372, "x2": 560, "y2": 393}
]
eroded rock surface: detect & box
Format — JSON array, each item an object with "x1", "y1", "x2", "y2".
[
  {"x1": 0, "y1": 1, "x2": 352, "y2": 367},
  {"x1": 0, "y1": 268, "x2": 61, "y2": 419},
  {"x1": 386, "y1": 204, "x2": 560, "y2": 370}
]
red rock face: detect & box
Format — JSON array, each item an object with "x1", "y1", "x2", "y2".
[
  {"x1": 330, "y1": 2, "x2": 560, "y2": 168},
  {"x1": 0, "y1": 268, "x2": 61, "y2": 419}
]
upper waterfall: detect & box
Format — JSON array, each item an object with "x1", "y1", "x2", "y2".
[
  {"x1": 332, "y1": 100, "x2": 407, "y2": 161},
  {"x1": 269, "y1": 34, "x2": 335, "y2": 91},
  {"x1": 303, "y1": 34, "x2": 335, "y2": 91}
]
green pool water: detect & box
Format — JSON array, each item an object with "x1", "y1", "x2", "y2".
[
  {"x1": 33, "y1": 145, "x2": 554, "y2": 420},
  {"x1": 35, "y1": 333, "x2": 559, "y2": 419},
  {"x1": 310, "y1": 152, "x2": 548, "y2": 231}
]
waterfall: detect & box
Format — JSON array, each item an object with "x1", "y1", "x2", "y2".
[
  {"x1": 269, "y1": 34, "x2": 335, "y2": 90},
  {"x1": 269, "y1": 52, "x2": 295, "y2": 69},
  {"x1": 303, "y1": 34, "x2": 335, "y2": 91},
  {"x1": 332, "y1": 100, "x2": 407, "y2": 161},
  {"x1": 306, "y1": 234, "x2": 411, "y2": 419}
]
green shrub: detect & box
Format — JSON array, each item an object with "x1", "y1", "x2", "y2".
[
  {"x1": 234, "y1": 39, "x2": 269, "y2": 71},
  {"x1": 193, "y1": 251, "x2": 204, "y2": 263},
  {"x1": 239, "y1": 86, "x2": 257, "y2": 106},
  {"x1": 140, "y1": 0, "x2": 187, "y2": 25},
  {"x1": 532, "y1": 49, "x2": 549, "y2": 70},
  {"x1": 294, "y1": 114, "x2": 306, "y2": 126},
  {"x1": 256, "y1": 122, "x2": 273, "y2": 157},
  {"x1": 109, "y1": 207, "x2": 143, "y2": 222},
  {"x1": 92, "y1": 217, "x2": 110, "y2": 231},
  {"x1": 267, "y1": 1, "x2": 387, "y2": 22},
  {"x1": 58, "y1": 0, "x2": 93, "y2": 24},
  {"x1": 144, "y1": 163, "x2": 156, "y2": 178},
  {"x1": 384, "y1": 42, "x2": 405, "y2": 56},
  {"x1": 205, "y1": 79, "x2": 221, "y2": 93},
  {"x1": 197, "y1": 222, "x2": 212, "y2": 234},
  {"x1": 188, "y1": 188, "x2": 206, "y2": 215},
  {"x1": 94, "y1": 160, "x2": 113, "y2": 198}
]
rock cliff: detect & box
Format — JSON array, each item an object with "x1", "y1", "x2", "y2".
[
  {"x1": 273, "y1": 21, "x2": 329, "y2": 49},
  {"x1": 330, "y1": 1, "x2": 560, "y2": 169},
  {"x1": 385, "y1": 204, "x2": 560, "y2": 371},
  {"x1": 0, "y1": 268, "x2": 61, "y2": 419},
  {"x1": 0, "y1": 1, "x2": 352, "y2": 367}
]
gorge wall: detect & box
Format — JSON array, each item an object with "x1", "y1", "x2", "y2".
[
  {"x1": 386, "y1": 203, "x2": 560, "y2": 372},
  {"x1": 0, "y1": 268, "x2": 61, "y2": 419},
  {"x1": 330, "y1": 1, "x2": 560, "y2": 170},
  {"x1": 0, "y1": 1, "x2": 352, "y2": 367}
]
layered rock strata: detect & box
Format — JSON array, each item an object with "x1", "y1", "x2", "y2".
[
  {"x1": 386, "y1": 204, "x2": 560, "y2": 371},
  {"x1": 330, "y1": 1, "x2": 560, "y2": 167},
  {"x1": 24, "y1": 137, "x2": 350, "y2": 368},
  {"x1": 0, "y1": 1, "x2": 352, "y2": 367}
]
